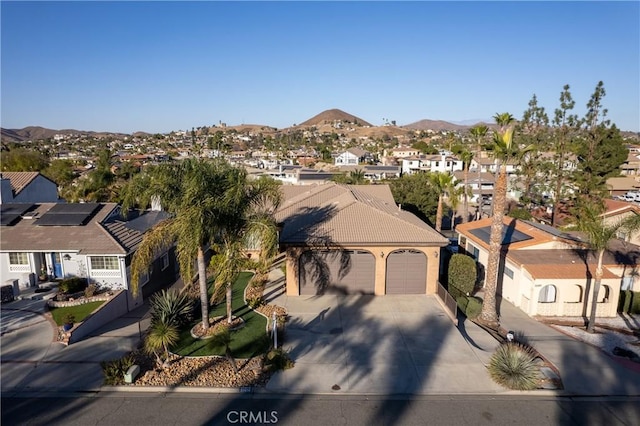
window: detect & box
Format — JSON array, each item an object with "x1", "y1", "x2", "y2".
[
  {"x1": 469, "y1": 244, "x2": 480, "y2": 260},
  {"x1": 504, "y1": 266, "x2": 514, "y2": 279},
  {"x1": 9, "y1": 253, "x2": 29, "y2": 265},
  {"x1": 161, "y1": 252, "x2": 170, "y2": 271},
  {"x1": 538, "y1": 285, "x2": 557, "y2": 303},
  {"x1": 139, "y1": 268, "x2": 150, "y2": 286},
  {"x1": 90, "y1": 256, "x2": 120, "y2": 270}
]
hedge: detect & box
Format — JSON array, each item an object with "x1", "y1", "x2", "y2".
[
  {"x1": 618, "y1": 290, "x2": 640, "y2": 314},
  {"x1": 448, "y1": 254, "x2": 477, "y2": 296},
  {"x1": 457, "y1": 295, "x2": 483, "y2": 319},
  {"x1": 58, "y1": 277, "x2": 88, "y2": 294}
]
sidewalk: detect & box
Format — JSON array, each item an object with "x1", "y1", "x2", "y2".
[{"x1": 498, "y1": 299, "x2": 640, "y2": 396}]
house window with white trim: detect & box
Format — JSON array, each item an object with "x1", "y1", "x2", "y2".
[
  {"x1": 504, "y1": 266, "x2": 514, "y2": 279},
  {"x1": 8, "y1": 252, "x2": 30, "y2": 272},
  {"x1": 90, "y1": 256, "x2": 119, "y2": 270},
  {"x1": 538, "y1": 285, "x2": 557, "y2": 303},
  {"x1": 161, "y1": 252, "x2": 170, "y2": 271},
  {"x1": 9, "y1": 252, "x2": 29, "y2": 265},
  {"x1": 469, "y1": 244, "x2": 480, "y2": 260}
]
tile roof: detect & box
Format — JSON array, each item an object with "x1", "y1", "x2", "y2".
[
  {"x1": 1, "y1": 172, "x2": 41, "y2": 194},
  {"x1": 456, "y1": 217, "x2": 555, "y2": 250},
  {"x1": 0, "y1": 203, "x2": 170, "y2": 255},
  {"x1": 522, "y1": 263, "x2": 619, "y2": 280},
  {"x1": 276, "y1": 183, "x2": 448, "y2": 246}
]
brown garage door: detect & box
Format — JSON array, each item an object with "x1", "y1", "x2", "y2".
[
  {"x1": 386, "y1": 250, "x2": 427, "y2": 294},
  {"x1": 299, "y1": 250, "x2": 375, "y2": 295}
]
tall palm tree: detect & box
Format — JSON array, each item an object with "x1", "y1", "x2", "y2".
[
  {"x1": 210, "y1": 176, "x2": 282, "y2": 324},
  {"x1": 477, "y1": 113, "x2": 526, "y2": 328},
  {"x1": 429, "y1": 172, "x2": 459, "y2": 232},
  {"x1": 577, "y1": 207, "x2": 640, "y2": 333},
  {"x1": 123, "y1": 158, "x2": 251, "y2": 331},
  {"x1": 469, "y1": 125, "x2": 489, "y2": 216},
  {"x1": 459, "y1": 150, "x2": 475, "y2": 223}
]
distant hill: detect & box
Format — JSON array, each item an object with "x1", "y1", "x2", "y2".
[
  {"x1": 299, "y1": 109, "x2": 372, "y2": 127},
  {"x1": 1, "y1": 126, "x2": 130, "y2": 143},
  {"x1": 402, "y1": 119, "x2": 489, "y2": 132}
]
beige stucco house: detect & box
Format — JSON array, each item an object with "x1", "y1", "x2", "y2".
[
  {"x1": 275, "y1": 183, "x2": 448, "y2": 296},
  {"x1": 455, "y1": 218, "x2": 639, "y2": 318}
]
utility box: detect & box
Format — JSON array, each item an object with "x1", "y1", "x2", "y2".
[
  {"x1": 124, "y1": 365, "x2": 140, "y2": 384},
  {"x1": 1, "y1": 285, "x2": 14, "y2": 303}
]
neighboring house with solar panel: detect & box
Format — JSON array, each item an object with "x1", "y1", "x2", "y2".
[
  {"x1": 0, "y1": 202, "x2": 177, "y2": 309},
  {"x1": 455, "y1": 218, "x2": 640, "y2": 318},
  {"x1": 0, "y1": 172, "x2": 60, "y2": 204}
]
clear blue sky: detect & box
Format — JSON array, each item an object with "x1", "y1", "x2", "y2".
[{"x1": 2, "y1": 1, "x2": 639, "y2": 133}]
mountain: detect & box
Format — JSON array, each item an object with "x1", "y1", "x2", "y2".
[
  {"x1": 1, "y1": 126, "x2": 130, "y2": 142},
  {"x1": 299, "y1": 109, "x2": 373, "y2": 127},
  {"x1": 403, "y1": 119, "x2": 471, "y2": 131}
]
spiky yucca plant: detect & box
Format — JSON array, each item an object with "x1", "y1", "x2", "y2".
[
  {"x1": 488, "y1": 343, "x2": 540, "y2": 390},
  {"x1": 149, "y1": 289, "x2": 195, "y2": 328}
]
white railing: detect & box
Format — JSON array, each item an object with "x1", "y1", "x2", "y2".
[
  {"x1": 90, "y1": 269, "x2": 122, "y2": 278},
  {"x1": 9, "y1": 265, "x2": 31, "y2": 273}
]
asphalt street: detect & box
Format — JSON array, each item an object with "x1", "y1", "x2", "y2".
[{"x1": 2, "y1": 393, "x2": 640, "y2": 426}]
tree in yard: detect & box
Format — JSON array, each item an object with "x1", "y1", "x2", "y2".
[
  {"x1": 516, "y1": 94, "x2": 549, "y2": 209},
  {"x1": 389, "y1": 173, "x2": 440, "y2": 226},
  {"x1": 469, "y1": 125, "x2": 489, "y2": 209},
  {"x1": 123, "y1": 158, "x2": 255, "y2": 332},
  {"x1": 429, "y1": 172, "x2": 461, "y2": 232},
  {"x1": 1, "y1": 148, "x2": 48, "y2": 172},
  {"x1": 573, "y1": 82, "x2": 627, "y2": 208},
  {"x1": 576, "y1": 206, "x2": 640, "y2": 333},
  {"x1": 549, "y1": 85, "x2": 578, "y2": 226},
  {"x1": 459, "y1": 149, "x2": 474, "y2": 223},
  {"x1": 209, "y1": 175, "x2": 282, "y2": 324},
  {"x1": 477, "y1": 113, "x2": 530, "y2": 328}
]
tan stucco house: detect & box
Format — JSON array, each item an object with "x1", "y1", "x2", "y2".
[
  {"x1": 455, "y1": 218, "x2": 639, "y2": 318},
  {"x1": 275, "y1": 183, "x2": 448, "y2": 296}
]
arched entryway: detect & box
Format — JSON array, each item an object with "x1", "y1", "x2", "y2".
[{"x1": 385, "y1": 249, "x2": 427, "y2": 294}]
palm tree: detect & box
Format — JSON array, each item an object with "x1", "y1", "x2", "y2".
[
  {"x1": 210, "y1": 176, "x2": 282, "y2": 324},
  {"x1": 145, "y1": 320, "x2": 179, "y2": 369},
  {"x1": 477, "y1": 113, "x2": 526, "y2": 328},
  {"x1": 123, "y1": 158, "x2": 251, "y2": 331},
  {"x1": 577, "y1": 207, "x2": 640, "y2": 333},
  {"x1": 428, "y1": 172, "x2": 460, "y2": 232},
  {"x1": 469, "y1": 125, "x2": 488, "y2": 216},
  {"x1": 459, "y1": 150, "x2": 475, "y2": 223}
]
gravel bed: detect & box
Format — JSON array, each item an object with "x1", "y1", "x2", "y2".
[{"x1": 548, "y1": 314, "x2": 640, "y2": 359}]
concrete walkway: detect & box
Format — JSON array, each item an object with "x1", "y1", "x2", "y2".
[
  {"x1": 498, "y1": 299, "x2": 640, "y2": 396},
  {"x1": 1, "y1": 298, "x2": 151, "y2": 395}
]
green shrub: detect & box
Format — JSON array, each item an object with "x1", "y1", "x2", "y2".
[
  {"x1": 100, "y1": 354, "x2": 135, "y2": 386},
  {"x1": 448, "y1": 254, "x2": 477, "y2": 296},
  {"x1": 264, "y1": 348, "x2": 294, "y2": 372},
  {"x1": 632, "y1": 291, "x2": 640, "y2": 315},
  {"x1": 618, "y1": 290, "x2": 631, "y2": 313},
  {"x1": 488, "y1": 343, "x2": 540, "y2": 390},
  {"x1": 149, "y1": 289, "x2": 195, "y2": 328},
  {"x1": 456, "y1": 296, "x2": 483, "y2": 319},
  {"x1": 63, "y1": 313, "x2": 76, "y2": 325},
  {"x1": 84, "y1": 283, "x2": 98, "y2": 298},
  {"x1": 58, "y1": 277, "x2": 88, "y2": 294},
  {"x1": 247, "y1": 296, "x2": 264, "y2": 309},
  {"x1": 508, "y1": 208, "x2": 533, "y2": 221},
  {"x1": 465, "y1": 297, "x2": 483, "y2": 319}
]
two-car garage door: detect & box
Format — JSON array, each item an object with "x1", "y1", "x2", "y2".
[
  {"x1": 299, "y1": 250, "x2": 375, "y2": 295},
  {"x1": 298, "y1": 249, "x2": 428, "y2": 295}
]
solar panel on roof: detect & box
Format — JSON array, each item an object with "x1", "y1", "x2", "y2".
[
  {"x1": 469, "y1": 226, "x2": 533, "y2": 245},
  {"x1": 36, "y1": 213, "x2": 92, "y2": 226},
  {"x1": 0, "y1": 204, "x2": 37, "y2": 226},
  {"x1": 36, "y1": 203, "x2": 101, "y2": 226},
  {"x1": 46, "y1": 203, "x2": 100, "y2": 215}
]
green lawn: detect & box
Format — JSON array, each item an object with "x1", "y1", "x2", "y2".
[
  {"x1": 173, "y1": 271, "x2": 270, "y2": 358},
  {"x1": 49, "y1": 301, "x2": 105, "y2": 326}
]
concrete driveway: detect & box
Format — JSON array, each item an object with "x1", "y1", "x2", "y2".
[
  {"x1": 1, "y1": 298, "x2": 150, "y2": 394},
  {"x1": 266, "y1": 294, "x2": 505, "y2": 395}
]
